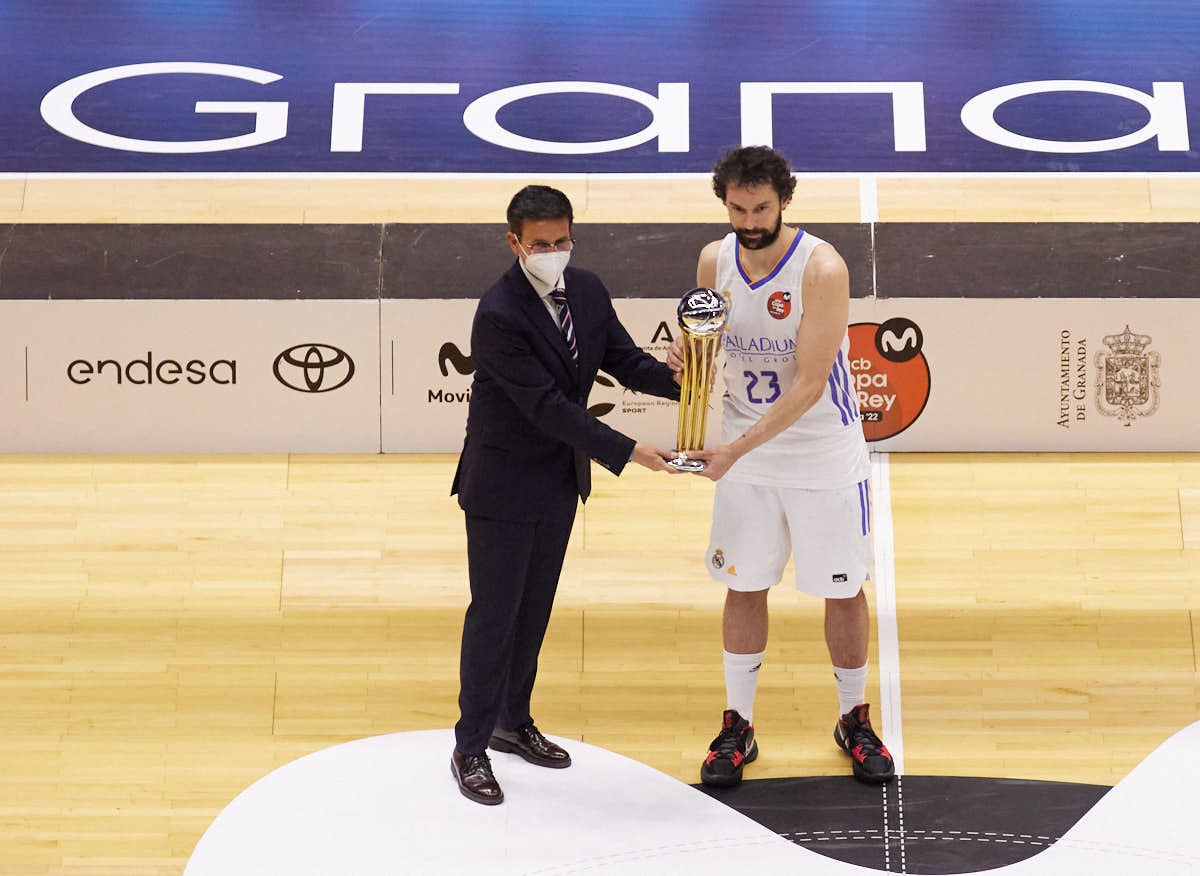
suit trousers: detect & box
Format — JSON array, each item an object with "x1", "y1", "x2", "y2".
[{"x1": 454, "y1": 503, "x2": 577, "y2": 755}]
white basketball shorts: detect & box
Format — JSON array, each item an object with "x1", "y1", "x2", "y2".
[{"x1": 705, "y1": 477, "x2": 874, "y2": 598}]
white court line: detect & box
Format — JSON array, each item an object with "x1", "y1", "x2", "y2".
[
  {"x1": 871, "y1": 451, "x2": 905, "y2": 775},
  {"x1": 858, "y1": 175, "x2": 879, "y2": 223}
]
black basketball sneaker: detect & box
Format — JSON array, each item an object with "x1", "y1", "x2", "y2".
[
  {"x1": 834, "y1": 703, "x2": 896, "y2": 784},
  {"x1": 700, "y1": 709, "x2": 758, "y2": 787}
]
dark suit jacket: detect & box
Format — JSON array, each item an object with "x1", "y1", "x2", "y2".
[{"x1": 451, "y1": 261, "x2": 680, "y2": 521}]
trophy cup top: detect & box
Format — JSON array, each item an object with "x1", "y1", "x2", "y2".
[{"x1": 676, "y1": 287, "x2": 728, "y2": 336}]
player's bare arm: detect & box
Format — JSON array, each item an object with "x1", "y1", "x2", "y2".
[{"x1": 696, "y1": 239, "x2": 721, "y2": 290}]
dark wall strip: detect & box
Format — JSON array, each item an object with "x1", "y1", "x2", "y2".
[
  {"x1": 1, "y1": 222, "x2": 1196, "y2": 300},
  {"x1": 875, "y1": 223, "x2": 1200, "y2": 299},
  {"x1": 0, "y1": 224, "x2": 385, "y2": 300}
]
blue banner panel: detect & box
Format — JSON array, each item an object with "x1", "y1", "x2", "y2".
[{"x1": 3, "y1": 1, "x2": 1199, "y2": 173}]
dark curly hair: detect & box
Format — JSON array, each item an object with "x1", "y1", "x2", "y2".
[
  {"x1": 711, "y1": 146, "x2": 796, "y2": 203},
  {"x1": 506, "y1": 185, "x2": 573, "y2": 236}
]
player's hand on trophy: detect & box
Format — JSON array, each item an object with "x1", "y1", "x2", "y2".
[
  {"x1": 666, "y1": 335, "x2": 686, "y2": 382},
  {"x1": 679, "y1": 444, "x2": 738, "y2": 481},
  {"x1": 632, "y1": 443, "x2": 686, "y2": 473}
]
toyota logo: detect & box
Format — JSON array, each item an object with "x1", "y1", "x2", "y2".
[{"x1": 273, "y1": 343, "x2": 355, "y2": 393}]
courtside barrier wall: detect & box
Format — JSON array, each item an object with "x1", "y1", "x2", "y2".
[{"x1": 1, "y1": 223, "x2": 1195, "y2": 452}]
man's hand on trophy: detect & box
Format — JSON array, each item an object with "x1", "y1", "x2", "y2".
[{"x1": 632, "y1": 443, "x2": 687, "y2": 473}]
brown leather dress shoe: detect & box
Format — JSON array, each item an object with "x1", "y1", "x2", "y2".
[
  {"x1": 488, "y1": 723, "x2": 572, "y2": 768},
  {"x1": 451, "y1": 749, "x2": 503, "y2": 805}
]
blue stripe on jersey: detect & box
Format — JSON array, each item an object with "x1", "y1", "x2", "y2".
[
  {"x1": 858, "y1": 479, "x2": 872, "y2": 536},
  {"x1": 828, "y1": 371, "x2": 850, "y2": 426},
  {"x1": 836, "y1": 350, "x2": 860, "y2": 423},
  {"x1": 736, "y1": 230, "x2": 806, "y2": 289},
  {"x1": 826, "y1": 350, "x2": 857, "y2": 425}
]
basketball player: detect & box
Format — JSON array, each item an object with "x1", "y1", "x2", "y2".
[{"x1": 675, "y1": 146, "x2": 894, "y2": 787}]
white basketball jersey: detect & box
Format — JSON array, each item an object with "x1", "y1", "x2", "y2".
[{"x1": 715, "y1": 230, "x2": 869, "y2": 488}]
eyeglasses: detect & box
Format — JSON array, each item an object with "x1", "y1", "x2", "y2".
[{"x1": 518, "y1": 237, "x2": 575, "y2": 255}]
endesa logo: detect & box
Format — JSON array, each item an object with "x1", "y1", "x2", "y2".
[
  {"x1": 273, "y1": 343, "x2": 355, "y2": 393},
  {"x1": 67, "y1": 352, "x2": 236, "y2": 385}
]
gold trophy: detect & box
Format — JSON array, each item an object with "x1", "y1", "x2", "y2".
[{"x1": 669, "y1": 287, "x2": 728, "y2": 472}]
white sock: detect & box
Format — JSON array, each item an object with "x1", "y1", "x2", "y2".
[
  {"x1": 833, "y1": 662, "x2": 869, "y2": 718},
  {"x1": 724, "y1": 649, "x2": 765, "y2": 724}
]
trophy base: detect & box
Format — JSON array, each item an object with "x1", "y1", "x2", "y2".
[{"x1": 668, "y1": 454, "x2": 706, "y2": 473}]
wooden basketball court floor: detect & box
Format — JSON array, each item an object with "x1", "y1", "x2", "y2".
[{"x1": 1, "y1": 176, "x2": 1199, "y2": 874}]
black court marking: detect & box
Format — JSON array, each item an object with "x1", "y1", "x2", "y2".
[{"x1": 697, "y1": 774, "x2": 1110, "y2": 874}]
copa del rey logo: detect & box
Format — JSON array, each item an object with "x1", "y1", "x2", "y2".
[
  {"x1": 766, "y1": 291, "x2": 792, "y2": 320},
  {"x1": 1095, "y1": 325, "x2": 1160, "y2": 427}
]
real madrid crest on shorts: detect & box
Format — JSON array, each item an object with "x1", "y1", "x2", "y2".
[
  {"x1": 1094, "y1": 325, "x2": 1160, "y2": 426},
  {"x1": 711, "y1": 548, "x2": 725, "y2": 570}
]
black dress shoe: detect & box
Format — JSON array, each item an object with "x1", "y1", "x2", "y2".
[
  {"x1": 451, "y1": 749, "x2": 503, "y2": 805},
  {"x1": 489, "y1": 723, "x2": 572, "y2": 768}
]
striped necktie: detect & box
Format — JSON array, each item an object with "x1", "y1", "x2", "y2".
[{"x1": 549, "y1": 288, "x2": 578, "y2": 361}]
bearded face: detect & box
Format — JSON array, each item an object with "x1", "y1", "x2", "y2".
[{"x1": 734, "y1": 210, "x2": 783, "y2": 250}]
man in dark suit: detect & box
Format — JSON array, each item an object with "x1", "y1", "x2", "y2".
[{"x1": 449, "y1": 185, "x2": 682, "y2": 805}]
